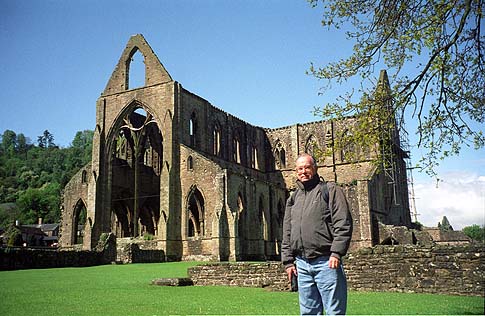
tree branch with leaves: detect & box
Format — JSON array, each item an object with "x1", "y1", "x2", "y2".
[{"x1": 308, "y1": 0, "x2": 484, "y2": 177}]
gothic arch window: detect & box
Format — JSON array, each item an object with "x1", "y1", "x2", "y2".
[
  {"x1": 340, "y1": 129, "x2": 356, "y2": 162},
  {"x1": 260, "y1": 197, "x2": 269, "y2": 241},
  {"x1": 189, "y1": 112, "x2": 197, "y2": 147},
  {"x1": 237, "y1": 193, "x2": 244, "y2": 214},
  {"x1": 187, "y1": 155, "x2": 194, "y2": 171},
  {"x1": 81, "y1": 170, "x2": 88, "y2": 184},
  {"x1": 187, "y1": 187, "x2": 204, "y2": 237},
  {"x1": 251, "y1": 145, "x2": 259, "y2": 169},
  {"x1": 111, "y1": 106, "x2": 162, "y2": 237},
  {"x1": 127, "y1": 48, "x2": 144, "y2": 90},
  {"x1": 237, "y1": 192, "x2": 245, "y2": 237},
  {"x1": 280, "y1": 148, "x2": 286, "y2": 168},
  {"x1": 274, "y1": 141, "x2": 286, "y2": 169},
  {"x1": 233, "y1": 136, "x2": 241, "y2": 163},
  {"x1": 305, "y1": 135, "x2": 319, "y2": 160},
  {"x1": 73, "y1": 199, "x2": 87, "y2": 245},
  {"x1": 213, "y1": 122, "x2": 221, "y2": 156}
]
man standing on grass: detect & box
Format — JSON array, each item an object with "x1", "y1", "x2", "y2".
[{"x1": 281, "y1": 154, "x2": 353, "y2": 315}]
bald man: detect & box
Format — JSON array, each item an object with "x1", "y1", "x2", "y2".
[{"x1": 282, "y1": 154, "x2": 353, "y2": 315}]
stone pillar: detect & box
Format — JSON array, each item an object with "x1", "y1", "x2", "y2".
[{"x1": 356, "y1": 180, "x2": 373, "y2": 248}]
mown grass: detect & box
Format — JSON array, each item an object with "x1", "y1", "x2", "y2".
[{"x1": 0, "y1": 262, "x2": 483, "y2": 315}]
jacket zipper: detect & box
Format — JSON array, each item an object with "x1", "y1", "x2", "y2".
[{"x1": 299, "y1": 189, "x2": 306, "y2": 258}]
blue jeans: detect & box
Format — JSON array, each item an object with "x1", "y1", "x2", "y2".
[{"x1": 295, "y1": 256, "x2": 348, "y2": 315}]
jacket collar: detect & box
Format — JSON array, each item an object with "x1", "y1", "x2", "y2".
[{"x1": 296, "y1": 174, "x2": 321, "y2": 191}]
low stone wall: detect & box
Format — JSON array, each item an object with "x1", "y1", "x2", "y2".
[
  {"x1": 116, "y1": 238, "x2": 165, "y2": 264},
  {"x1": 188, "y1": 261, "x2": 289, "y2": 290},
  {"x1": 0, "y1": 235, "x2": 166, "y2": 270},
  {"x1": 188, "y1": 244, "x2": 484, "y2": 296},
  {"x1": 345, "y1": 244, "x2": 484, "y2": 296},
  {"x1": 119, "y1": 243, "x2": 165, "y2": 263},
  {"x1": 0, "y1": 233, "x2": 117, "y2": 270},
  {"x1": 0, "y1": 248, "x2": 105, "y2": 270}
]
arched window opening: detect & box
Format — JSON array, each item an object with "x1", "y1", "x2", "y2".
[
  {"x1": 111, "y1": 106, "x2": 162, "y2": 238},
  {"x1": 274, "y1": 141, "x2": 286, "y2": 169},
  {"x1": 305, "y1": 135, "x2": 320, "y2": 161},
  {"x1": 81, "y1": 170, "x2": 88, "y2": 184},
  {"x1": 112, "y1": 200, "x2": 130, "y2": 238},
  {"x1": 138, "y1": 200, "x2": 159, "y2": 237},
  {"x1": 236, "y1": 192, "x2": 247, "y2": 258},
  {"x1": 187, "y1": 155, "x2": 193, "y2": 170},
  {"x1": 237, "y1": 192, "x2": 245, "y2": 237},
  {"x1": 189, "y1": 119, "x2": 194, "y2": 137},
  {"x1": 237, "y1": 194, "x2": 244, "y2": 214},
  {"x1": 280, "y1": 148, "x2": 286, "y2": 168},
  {"x1": 340, "y1": 129, "x2": 356, "y2": 162},
  {"x1": 188, "y1": 217, "x2": 196, "y2": 237},
  {"x1": 260, "y1": 197, "x2": 269, "y2": 241},
  {"x1": 187, "y1": 188, "x2": 204, "y2": 237},
  {"x1": 251, "y1": 145, "x2": 259, "y2": 169},
  {"x1": 189, "y1": 112, "x2": 197, "y2": 147},
  {"x1": 233, "y1": 137, "x2": 241, "y2": 163},
  {"x1": 213, "y1": 123, "x2": 221, "y2": 156},
  {"x1": 127, "y1": 49, "x2": 145, "y2": 90},
  {"x1": 73, "y1": 200, "x2": 87, "y2": 244}
]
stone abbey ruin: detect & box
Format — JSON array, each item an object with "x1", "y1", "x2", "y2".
[{"x1": 60, "y1": 34, "x2": 412, "y2": 261}]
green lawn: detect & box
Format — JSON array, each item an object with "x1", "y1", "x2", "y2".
[{"x1": 0, "y1": 262, "x2": 482, "y2": 315}]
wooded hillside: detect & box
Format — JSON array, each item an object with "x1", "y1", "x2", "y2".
[{"x1": 0, "y1": 129, "x2": 93, "y2": 228}]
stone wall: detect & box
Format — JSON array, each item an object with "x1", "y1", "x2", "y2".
[
  {"x1": 116, "y1": 238, "x2": 165, "y2": 264},
  {"x1": 188, "y1": 244, "x2": 484, "y2": 296},
  {"x1": 345, "y1": 244, "x2": 483, "y2": 296},
  {"x1": 0, "y1": 248, "x2": 105, "y2": 270},
  {"x1": 1, "y1": 236, "x2": 166, "y2": 270},
  {"x1": 188, "y1": 261, "x2": 289, "y2": 290},
  {"x1": 60, "y1": 163, "x2": 91, "y2": 248},
  {"x1": 0, "y1": 232, "x2": 117, "y2": 270}
]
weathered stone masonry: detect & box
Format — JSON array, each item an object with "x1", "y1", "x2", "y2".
[
  {"x1": 188, "y1": 245, "x2": 484, "y2": 297},
  {"x1": 60, "y1": 34, "x2": 412, "y2": 262}
]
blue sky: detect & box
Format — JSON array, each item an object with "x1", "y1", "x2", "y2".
[{"x1": 1, "y1": 0, "x2": 483, "y2": 229}]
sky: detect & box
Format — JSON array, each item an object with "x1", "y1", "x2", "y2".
[{"x1": 1, "y1": 0, "x2": 483, "y2": 229}]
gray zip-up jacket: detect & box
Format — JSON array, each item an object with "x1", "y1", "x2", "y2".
[{"x1": 281, "y1": 175, "x2": 353, "y2": 268}]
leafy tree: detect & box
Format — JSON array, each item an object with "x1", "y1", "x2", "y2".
[
  {"x1": 37, "y1": 130, "x2": 56, "y2": 148},
  {"x1": 16, "y1": 183, "x2": 60, "y2": 224},
  {"x1": 16, "y1": 133, "x2": 31, "y2": 154},
  {"x1": 68, "y1": 130, "x2": 94, "y2": 169},
  {"x1": 308, "y1": 0, "x2": 484, "y2": 177},
  {"x1": 72, "y1": 130, "x2": 94, "y2": 150},
  {"x1": 1, "y1": 130, "x2": 17, "y2": 156},
  {"x1": 462, "y1": 224, "x2": 485, "y2": 242}
]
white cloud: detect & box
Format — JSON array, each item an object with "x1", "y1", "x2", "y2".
[{"x1": 412, "y1": 171, "x2": 485, "y2": 230}]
